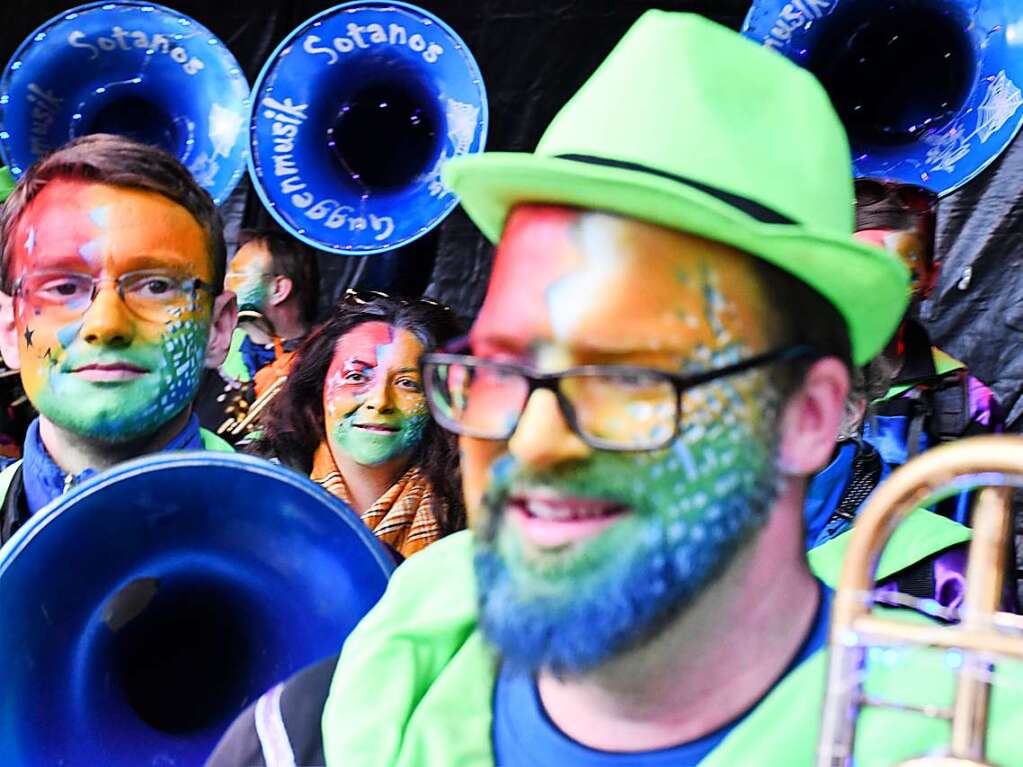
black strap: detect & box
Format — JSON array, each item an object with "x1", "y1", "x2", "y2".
[
  {"x1": 555, "y1": 154, "x2": 798, "y2": 225},
  {"x1": 827, "y1": 442, "x2": 884, "y2": 525},
  {"x1": 0, "y1": 464, "x2": 26, "y2": 547}
]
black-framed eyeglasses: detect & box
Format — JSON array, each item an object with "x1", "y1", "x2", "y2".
[
  {"x1": 12, "y1": 269, "x2": 216, "y2": 323},
  {"x1": 854, "y1": 178, "x2": 937, "y2": 214},
  {"x1": 421, "y1": 345, "x2": 816, "y2": 452}
]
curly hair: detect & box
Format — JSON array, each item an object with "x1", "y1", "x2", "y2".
[{"x1": 255, "y1": 292, "x2": 466, "y2": 533}]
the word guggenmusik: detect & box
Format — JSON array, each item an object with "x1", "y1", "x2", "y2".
[
  {"x1": 302, "y1": 21, "x2": 444, "y2": 65},
  {"x1": 67, "y1": 26, "x2": 206, "y2": 75},
  {"x1": 261, "y1": 96, "x2": 396, "y2": 243}
]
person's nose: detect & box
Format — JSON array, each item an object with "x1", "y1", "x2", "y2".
[
  {"x1": 363, "y1": 377, "x2": 395, "y2": 414},
  {"x1": 508, "y1": 388, "x2": 591, "y2": 472},
  {"x1": 80, "y1": 283, "x2": 134, "y2": 348}
]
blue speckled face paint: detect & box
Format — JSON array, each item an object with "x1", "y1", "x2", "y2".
[
  {"x1": 467, "y1": 206, "x2": 785, "y2": 673},
  {"x1": 12, "y1": 180, "x2": 214, "y2": 443}
]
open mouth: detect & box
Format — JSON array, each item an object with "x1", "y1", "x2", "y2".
[
  {"x1": 354, "y1": 423, "x2": 400, "y2": 433},
  {"x1": 508, "y1": 492, "x2": 629, "y2": 549},
  {"x1": 71, "y1": 363, "x2": 149, "y2": 382}
]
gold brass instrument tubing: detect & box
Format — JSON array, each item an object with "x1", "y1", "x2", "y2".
[
  {"x1": 817, "y1": 435, "x2": 1023, "y2": 767},
  {"x1": 225, "y1": 375, "x2": 288, "y2": 438}
]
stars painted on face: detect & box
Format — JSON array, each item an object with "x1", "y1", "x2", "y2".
[{"x1": 9, "y1": 180, "x2": 215, "y2": 442}]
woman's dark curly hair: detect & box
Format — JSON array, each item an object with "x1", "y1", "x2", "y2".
[{"x1": 255, "y1": 292, "x2": 466, "y2": 533}]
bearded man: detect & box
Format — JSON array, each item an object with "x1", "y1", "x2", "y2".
[
  {"x1": 317, "y1": 12, "x2": 1020, "y2": 766},
  {"x1": 0, "y1": 134, "x2": 236, "y2": 541}
]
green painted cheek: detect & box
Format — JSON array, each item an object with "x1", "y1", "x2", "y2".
[
  {"x1": 332, "y1": 411, "x2": 429, "y2": 467},
  {"x1": 234, "y1": 275, "x2": 270, "y2": 311},
  {"x1": 31, "y1": 310, "x2": 209, "y2": 443}
]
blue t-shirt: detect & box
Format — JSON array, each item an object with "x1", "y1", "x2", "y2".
[{"x1": 492, "y1": 583, "x2": 832, "y2": 766}]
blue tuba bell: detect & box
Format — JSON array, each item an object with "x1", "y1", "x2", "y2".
[
  {"x1": 742, "y1": 0, "x2": 1023, "y2": 195},
  {"x1": 248, "y1": 1, "x2": 488, "y2": 256},
  {"x1": 0, "y1": 452, "x2": 394, "y2": 766},
  {"x1": 0, "y1": 1, "x2": 251, "y2": 204}
]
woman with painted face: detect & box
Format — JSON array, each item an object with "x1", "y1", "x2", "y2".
[{"x1": 253, "y1": 290, "x2": 464, "y2": 558}]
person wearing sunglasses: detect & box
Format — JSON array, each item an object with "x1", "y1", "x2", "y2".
[
  {"x1": 0, "y1": 134, "x2": 237, "y2": 542},
  {"x1": 855, "y1": 178, "x2": 1002, "y2": 515},
  {"x1": 316, "y1": 14, "x2": 1006, "y2": 767}
]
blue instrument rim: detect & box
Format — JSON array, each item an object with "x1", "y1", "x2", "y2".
[
  {"x1": 247, "y1": 0, "x2": 489, "y2": 256},
  {"x1": 740, "y1": 1, "x2": 1023, "y2": 196},
  {"x1": 0, "y1": 0, "x2": 252, "y2": 205},
  {"x1": 0, "y1": 450, "x2": 397, "y2": 580}
]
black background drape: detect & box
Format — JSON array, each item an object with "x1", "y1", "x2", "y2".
[{"x1": 2, "y1": 1, "x2": 1021, "y2": 423}]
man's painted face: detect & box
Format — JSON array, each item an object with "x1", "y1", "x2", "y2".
[
  {"x1": 324, "y1": 321, "x2": 429, "y2": 467},
  {"x1": 224, "y1": 240, "x2": 273, "y2": 312},
  {"x1": 855, "y1": 227, "x2": 935, "y2": 302},
  {"x1": 467, "y1": 206, "x2": 785, "y2": 673},
  {"x1": 9, "y1": 180, "x2": 214, "y2": 442}
]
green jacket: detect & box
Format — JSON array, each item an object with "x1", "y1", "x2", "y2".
[
  {"x1": 220, "y1": 328, "x2": 252, "y2": 383},
  {"x1": 323, "y1": 513, "x2": 1023, "y2": 766}
]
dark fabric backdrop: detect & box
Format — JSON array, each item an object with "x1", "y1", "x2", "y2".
[{"x1": 2, "y1": 2, "x2": 1020, "y2": 422}]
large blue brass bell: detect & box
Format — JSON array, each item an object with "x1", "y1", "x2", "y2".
[
  {"x1": 0, "y1": 452, "x2": 394, "y2": 766},
  {"x1": 743, "y1": 0, "x2": 1023, "y2": 194},
  {"x1": 0, "y1": 1, "x2": 251, "y2": 203}
]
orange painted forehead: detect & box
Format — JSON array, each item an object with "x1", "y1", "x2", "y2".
[
  {"x1": 329, "y1": 322, "x2": 425, "y2": 372},
  {"x1": 10, "y1": 179, "x2": 211, "y2": 280},
  {"x1": 228, "y1": 240, "x2": 273, "y2": 274},
  {"x1": 471, "y1": 205, "x2": 773, "y2": 358}
]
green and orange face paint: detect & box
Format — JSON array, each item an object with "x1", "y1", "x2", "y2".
[
  {"x1": 9, "y1": 180, "x2": 214, "y2": 442},
  {"x1": 469, "y1": 205, "x2": 786, "y2": 672},
  {"x1": 323, "y1": 321, "x2": 429, "y2": 468},
  {"x1": 225, "y1": 239, "x2": 273, "y2": 313}
]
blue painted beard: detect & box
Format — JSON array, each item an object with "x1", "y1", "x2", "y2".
[{"x1": 473, "y1": 369, "x2": 783, "y2": 675}]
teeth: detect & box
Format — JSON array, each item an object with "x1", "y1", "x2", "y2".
[{"x1": 523, "y1": 499, "x2": 617, "y2": 521}]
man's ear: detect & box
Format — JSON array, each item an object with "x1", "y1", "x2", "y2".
[
  {"x1": 204, "y1": 290, "x2": 238, "y2": 369},
  {"x1": 269, "y1": 275, "x2": 294, "y2": 308},
  {"x1": 775, "y1": 357, "x2": 850, "y2": 476},
  {"x1": 0, "y1": 292, "x2": 22, "y2": 370}
]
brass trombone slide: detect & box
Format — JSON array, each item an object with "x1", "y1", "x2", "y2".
[{"x1": 818, "y1": 436, "x2": 1023, "y2": 767}]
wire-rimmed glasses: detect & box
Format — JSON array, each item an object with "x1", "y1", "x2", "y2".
[{"x1": 12, "y1": 270, "x2": 216, "y2": 323}]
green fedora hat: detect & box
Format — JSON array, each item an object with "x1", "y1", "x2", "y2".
[{"x1": 443, "y1": 11, "x2": 909, "y2": 365}]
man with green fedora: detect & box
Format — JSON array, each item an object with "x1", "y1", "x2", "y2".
[{"x1": 319, "y1": 11, "x2": 1023, "y2": 766}]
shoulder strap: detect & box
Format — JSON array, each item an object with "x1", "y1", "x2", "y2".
[{"x1": 0, "y1": 460, "x2": 24, "y2": 546}]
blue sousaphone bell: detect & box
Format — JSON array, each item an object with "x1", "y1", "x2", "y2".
[
  {"x1": 248, "y1": 1, "x2": 488, "y2": 255},
  {"x1": 0, "y1": 452, "x2": 394, "y2": 766},
  {"x1": 743, "y1": 0, "x2": 1023, "y2": 195},
  {"x1": 0, "y1": 1, "x2": 251, "y2": 203}
]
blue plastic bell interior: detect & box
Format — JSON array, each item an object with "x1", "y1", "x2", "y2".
[
  {"x1": 0, "y1": 451, "x2": 394, "y2": 767},
  {"x1": 249, "y1": 1, "x2": 488, "y2": 255},
  {"x1": 742, "y1": 0, "x2": 1023, "y2": 196},
  {"x1": 0, "y1": 1, "x2": 251, "y2": 205}
]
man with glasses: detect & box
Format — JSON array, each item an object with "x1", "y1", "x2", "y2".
[
  {"x1": 319, "y1": 13, "x2": 1010, "y2": 767},
  {"x1": 0, "y1": 134, "x2": 237, "y2": 543}
]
